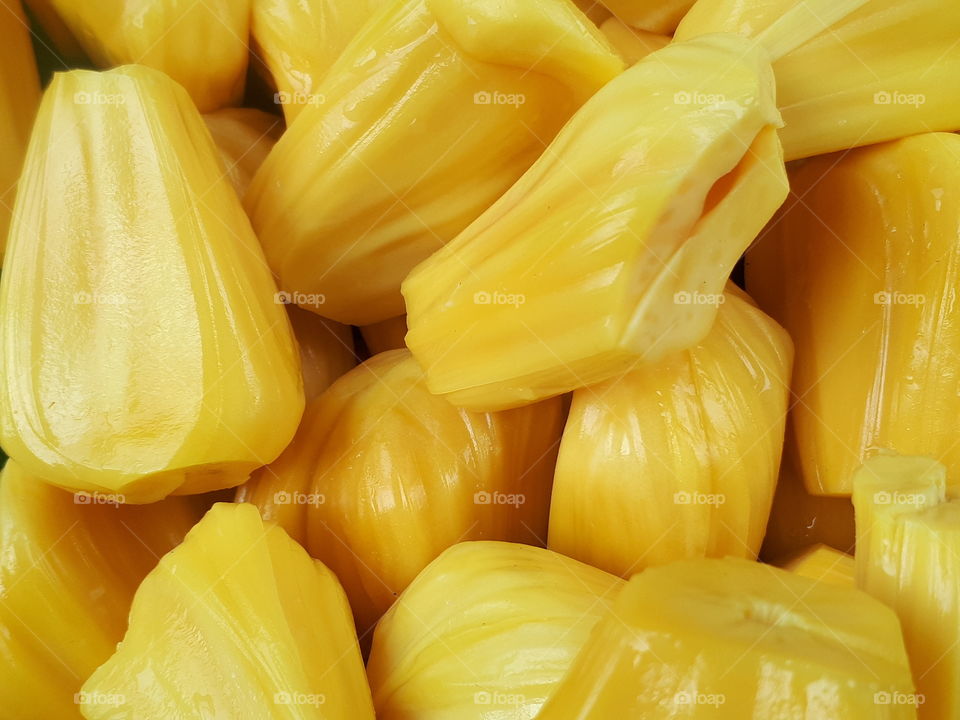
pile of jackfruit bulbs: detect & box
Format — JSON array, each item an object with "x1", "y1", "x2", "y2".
[{"x1": 2, "y1": 0, "x2": 960, "y2": 717}]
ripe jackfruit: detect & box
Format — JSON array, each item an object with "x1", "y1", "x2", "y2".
[
  {"x1": 251, "y1": 0, "x2": 386, "y2": 122},
  {"x1": 236, "y1": 349, "x2": 566, "y2": 634},
  {"x1": 246, "y1": 0, "x2": 623, "y2": 325},
  {"x1": 45, "y1": 0, "x2": 249, "y2": 111},
  {"x1": 747, "y1": 133, "x2": 960, "y2": 496},
  {"x1": 537, "y1": 557, "x2": 917, "y2": 718},
  {"x1": 548, "y1": 286, "x2": 792, "y2": 577},
  {"x1": 367, "y1": 541, "x2": 624, "y2": 719},
  {"x1": 599, "y1": 17, "x2": 670, "y2": 65},
  {"x1": 403, "y1": 33, "x2": 786, "y2": 411},
  {"x1": 853, "y1": 454, "x2": 960, "y2": 719},
  {"x1": 599, "y1": 0, "x2": 694, "y2": 33},
  {"x1": 0, "y1": 460, "x2": 199, "y2": 720},
  {"x1": 80, "y1": 502, "x2": 375, "y2": 720},
  {"x1": 0, "y1": 0, "x2": 40, "y2": 259},
  {"x1": 203, "y1": 107, "x2": 283, "y2": 199},
  {"x1": 0, "y1": 66, "x2": 304, "y2": 504},
  {"x1": 675, "y1": 0, "x2": 960, "y2": 160},
  {"x1": 286, "y1": 305, "x2": 357, "y2": 402},
  {"x1": 360, "y1": 315, "x2": 408, "y2": 355},
  {"x1": 782, "y1": 544, "x2": 855, "y2": 588}
]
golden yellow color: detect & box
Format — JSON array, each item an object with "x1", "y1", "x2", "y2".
[
  {"x1": 286, "y1": 305, "x2": 356, "y2": 402},
  {"x1": 747, "y1": 134, "x2": 960, "y2": 496},
  {"x1": 80, "y1": 502, "x2": 374, "y2": 720},
  {"x1": 237, "y1": 349, "x2": 566, "y2": 633},
  {"x1": 22, "y1": 0, "x2": 87, "y2": 65},
  {"x1": 853, "y1": 454, "x2": 959, "y2": 719},
  {"x1": 247, "y1": 0, "x2": 623, "y2": 325},
  {"x1": 761, "y1": 445, "x2": 856, "y2": 560},
  {"x1": 0, "y1": 460, "x2": 200, "y2": 720},
  {"x1": 203, "y1": 108, "x2": 283, "y2": 198},
  {"x1": 0, "y1": 66, "x2": 305, "y2": 504},
  {"x1": 782, "y1": 544, "x2": 855, "y2": 588},
  {"x1": 537, "y1": 558, "x2": 917, "y2": 719},
  {"x1": 46, "y1": 0, "x2": 248, "y2": 111},
  {"x1": 599, "y1": 0, "x2": 693, "y2": 33},
  {"x1": 675, "y1": 0, "x2": 960, "y2": 160},
  {"x1": 360, "y1": 315, "x2": 407, "y2": 355},
  {"x1": 548, "y1": 287, "x2": 792, "y2": 577},
  {"x1": 0, "y1": 0, "x2": 40, "y2": 258},
  {"x1": 403, "y1": 33, "x2": 786, "y2": 412},
  {"x1": 600, "y1": 17, "x2": 670, "y2": 64},
  {"x1": 252, "y1": 0, "x2": 386, "y2": 122},
  {"x1": 573, "y1": 0, "x2": 611, "y2": 25},
  {"x1": 368, "y1": 541, "x2": 624, "y2": 719}
]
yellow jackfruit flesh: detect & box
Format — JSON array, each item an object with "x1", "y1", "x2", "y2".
[
  {"x1": 548, "y1": 286, "x2": 792, "y2": 577},
  {"x1": 0, "y1": 460, "x2": 200, "y2": 720},
  {"x1": 246, "y1": 0, "x2": 624, "y2": 325},
  {"x1": 203, "y1": 108, "x2": 283, "y2": 199},
  {"x1": 676, "y1": 0, "x2": 960, "y2": 160},
  {"x1": 599, "y1": 17, "x2": 670, "y2": 65},
  {"x1": 404, "y1": 33, "x2": 786, "y2": 411},
  {"x1": 782, "y1": 544, "x2": 855, "y2": 588},
  {"x1": 537, "y1": 557, "x2": 916, "y2": 718},
  {"x1": 45, "y1": 0, "x2": 248, "y2": 111},
  {"x1": 747, "y1": 133, "x2": 960, "y2": 496},
  {"x1": 0, "y1": 66, "x2": 304, "y2": 503},
  {"x1": 236, "y1": 349, "x2": 566, "y2": 634},
  {"x1": 286, "y1": 305, "x2": 357, "y2": 402},
  {"x1": 0, "y1": 0, "x2": 41, "y2": 259},
  {"x1": 600, "y1": 0, "x2": 694, "y2": 33},
  {"x1": 367, "y1": 541, "x2": 624, "y2": 719},
  {"x1": 80, "y1": 502, "x2": 375, "y2": 720},
  {"x1": 252, "y1": 0, "x2": 387, "y2": 122},
  {"x1": 360, "y1": 315, "x2": 407, "y2": 355},
  {"x1": 853, "y1": 454, "x2": 960, "y2": 719}
]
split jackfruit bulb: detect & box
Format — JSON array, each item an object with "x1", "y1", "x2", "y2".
[
  {"x1": 0, "y1": 0, "x2": 41, "y2": 258},
  {"x1": 252, "y1": 0, "x2": 387, "y2": 122},
  {"x1": 853, "y1": 454, "x2": 960, "y2": 719},
  {"x1": 0, "y1": 460, "x2": 200, "y2": 719},
  {"x1": 236, "y1": 349, "x2": 566, "y2": 633},
  {"x1": 537, "y1": 557, "x2": 917, "y2": 719},
  {"x1": 548, "y1": 286, "x2": 792, "y2": 577},
  {"x1": 782, "y1": 544, "x2": 855, "y2": 588},
  {"x1": 403, "y1": 33, "x2": 787, "y2": 411},
  {"x1": 367, "y1": 541, "x2": 624, "y2": 719},
  {"x1": 0, "y1": 66, "x2": 305, "y2": 504},
  {"x1": 45, "y1": 0, "x2": 249, "y2": 111},
  {"x1": 675, "y1": 0, "x2": 960, "y2": 160},
  {"x1": 80, "y1": 502, "x2": 375, "y2": 720},
  {"x1": 246, "y1": 0, "x2": 624, "y2": 325},
  {"x1": 203, "y1": 108, "x2": 283, "y2": 198},
  {"x1": 747, "y1": 133, "x2": 960, "y2": 496},
  {"x1": 286, "y1": 305, "x2": 357, "y2": 402}
]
